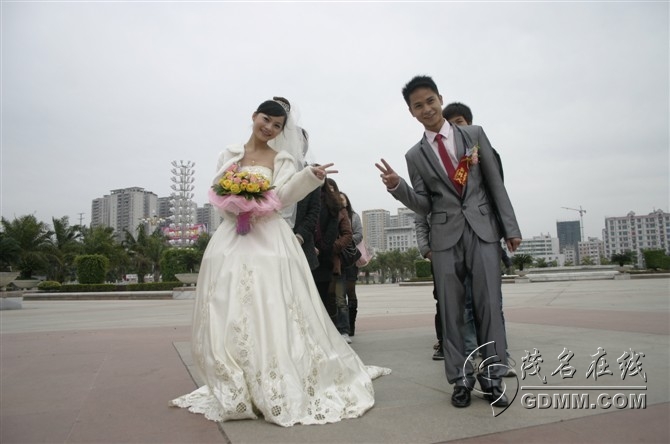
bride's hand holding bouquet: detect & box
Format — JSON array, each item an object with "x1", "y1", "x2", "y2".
[{"x1": 208, "y1": 163, "x2": 281, "y2": 235}]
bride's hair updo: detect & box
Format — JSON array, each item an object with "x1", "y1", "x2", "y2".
[
  {"x1": 255, "y1": 98, "x2": 289, "y2": 128},
  {"x1": 272, "y1": 96, "x2": 291, "y2": 113}
]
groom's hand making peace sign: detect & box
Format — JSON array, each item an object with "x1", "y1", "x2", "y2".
[
  {"x1": 375, "y1": 158, "x2": 522, "y2": 253},
  {"x1": 375, "y1": 159, "x2": 400, "y2": 190}
]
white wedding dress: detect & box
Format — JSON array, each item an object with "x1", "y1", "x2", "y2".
[{"x1": 170, "y1": 164, "x2": 390, "y2": 427}]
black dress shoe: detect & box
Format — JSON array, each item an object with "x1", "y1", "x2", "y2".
[
  {"x1": 477, "y1": 374, "x2": 510, "y2": 407},
  {"x1": 483, "y1": 385, "x2": 510, "y2": 407},
  {"x1": 451, "y1": 385, "x2": 471, "y2": 408}
]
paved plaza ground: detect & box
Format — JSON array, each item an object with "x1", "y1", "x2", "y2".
[{"x1": 1, "y1": 278, "x2": 668, "y2": 443}]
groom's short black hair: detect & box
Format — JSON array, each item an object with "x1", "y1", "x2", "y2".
[
  {"x1": 402, "y1": 75, "x2": 439, "y2": 106},
  {"x1": 443, "y1": 102, "x2": 473, "y2": 125}
]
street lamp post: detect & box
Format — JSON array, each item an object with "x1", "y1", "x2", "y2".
[{"x1": 140, "y1": 213, "x2": 166, "y2": 234}]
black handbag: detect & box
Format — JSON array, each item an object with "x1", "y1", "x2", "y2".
[{"x1": 340, "y1": 240, "x2": 362, "y2": 268}]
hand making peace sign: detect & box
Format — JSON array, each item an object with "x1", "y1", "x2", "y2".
[
  {"x1": 375, "y1": 158, "x2": 400, "y2": 190},
  {"x1": 311, "y1": 163, "x2": 338, "y2": 180}
]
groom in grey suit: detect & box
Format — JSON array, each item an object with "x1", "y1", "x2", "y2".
[{"x1": 376, "y1": 75, "x2": 522, "y2": 408}]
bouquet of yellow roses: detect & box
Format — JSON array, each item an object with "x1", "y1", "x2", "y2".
[{"x1": 208, "y1": 163, "x2": 281, "y2": 235}]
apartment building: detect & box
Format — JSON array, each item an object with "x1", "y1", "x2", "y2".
[{"x1": 603, "y1": 209, "x2": 670, "y2": 267}]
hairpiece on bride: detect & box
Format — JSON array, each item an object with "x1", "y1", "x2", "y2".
[{"x1": 273, "y1": 96, "x2": 291, "y2": 114}]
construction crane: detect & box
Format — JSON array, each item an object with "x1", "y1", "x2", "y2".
[{"x1": 562, "y1": 206, "x2": 586, "y2": 240}]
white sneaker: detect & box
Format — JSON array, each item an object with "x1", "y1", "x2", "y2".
[{"x1": 342, "y1": 333, "x2": 352, "y2": 344}]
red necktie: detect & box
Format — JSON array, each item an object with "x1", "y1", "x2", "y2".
[{"x1": 435, "y1": 134, "x2": 463, "y2": 195}]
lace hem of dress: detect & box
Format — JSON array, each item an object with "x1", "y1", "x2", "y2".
[
  {"x1": 366, "y1": 365, "x2": 392, "y2": 379},
  {"x1": 169, "y1": 364, "x2": 391, "y2": 427},
  {"x1": 170, "y1": 386, "x2": 258, "y2": 422},
  {"x1": 170, "y1": 385, "x2": 365, "y2": 427}
]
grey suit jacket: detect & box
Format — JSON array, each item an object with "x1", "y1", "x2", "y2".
[
  {"x1": 414, "y1": 213, "x2": 431, "y2": 258},
  {"x1": 391, "y1": 123, "x2": 521, "y2": 252}
]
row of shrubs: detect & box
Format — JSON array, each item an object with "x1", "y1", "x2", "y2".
[
  {"x1": 73, "y1": 249, "x2": 202, "y2": 285},
  {"x1": 37, "y1": 281, "x2": 182, "y2": 292},
  {"x1": 414, "y1": 250, "x2": 670, "y2": 278}
]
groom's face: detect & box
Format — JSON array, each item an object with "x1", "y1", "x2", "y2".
[{"x1": 408, "y1": 87, "x2": 444, "y2": 132}]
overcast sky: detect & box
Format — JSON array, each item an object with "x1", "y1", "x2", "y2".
[{"x1": 2, "y1": 1, "x2": 668, "y2": 240}]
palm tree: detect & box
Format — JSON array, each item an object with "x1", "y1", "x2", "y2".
[
  {"x1": 123, "y1": 227, "x2": 152, "y2": 283},
  {"x1": 80, "y1": 225, "x2": 128, "y2": 282},
  {"x1": 375, "y1": 252, "x2": 391, "y2": 284},
  {"x1": 511, "y1": 253, "x2": 534, "y2": 272},
  {"x1": 0, "y1": 232, "x2": 21, "y2": 272},
  {"x1": 48, "y1": 216, "x2": 83, "y2": 282},
  {"x1": 386, "y1": 249, "x2": 404, "y2": 283},
  {"x1": 146, "y1": 228, "x2": 169, "y2": 282},
  {"x1": 611, "y1": 250, "x2": 635, "y2": 267},
  {"x1": 580, "y1": 256, "x2": 595, "y2": 266},
  {"x1": 402, "y1": 248, "x2": 422, "y2": 279},
  {"x1": 1, "y1": 215, "x2": 54, "y2": 279},
  {"x1": 124, "y1": 225, "x2": 171, "y2": 283},
  {"x1": 359, "y1": 256, "x2": 379, "y2": 284}
]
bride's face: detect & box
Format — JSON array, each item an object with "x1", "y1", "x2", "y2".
[{"x1": 252, "y1": 112, "x2": 285, "y2": 142}]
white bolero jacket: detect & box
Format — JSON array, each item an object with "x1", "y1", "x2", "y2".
[{"x1": 212, "y1": 144, "x2": 323, "y2": 217}]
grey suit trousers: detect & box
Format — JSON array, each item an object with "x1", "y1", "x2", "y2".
[{"x1": 432, "y1": 223, "x2": 508, "y2": 386}]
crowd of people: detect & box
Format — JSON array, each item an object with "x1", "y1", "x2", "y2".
[{"x1": 171, "y1": 75, "x2": 523, "y2": 426}]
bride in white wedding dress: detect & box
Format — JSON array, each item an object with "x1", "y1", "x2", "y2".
[{"x1": 170, "y1": 98, "x2": 390, "y2": 427}]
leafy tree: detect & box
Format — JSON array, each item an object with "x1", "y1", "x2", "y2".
[
  {"x1": 535, "y1": 257, "x2": 548, "y2": 268},
  {"x1": 402, "y1": 248, "x2": 422, "y2": 279},
  {"x1": 1, "y1": 215, "x2": 54, "y2": 278},
  {"x1": 611, "y1": 250, "x2": 635, "y2": 267},
  {"x1": 0, "y1": 232, "x2": 21, "y2": 272},
  {"x1": 362, "y1": 248, "x2": 422, "y2": 283},
  {"x1": 160, "y1": 248, "x2": 201, "y2": 282},
  {"x1": 80, "y1": 226, "x2": 129, "y2": 281},
  {"x1": 641, "y1": 249, "x2": 670, "y2": 270},
  {"x1": 122, "y1": 225, "x2": 170, "y2": 283},
  {"x1": 48, "y1": 216, "x2": 83, "y2": 282},
  {"x1": 511, "y1": 253, "x2": 533, "y2": 271},
  {"x1": 387, "y1": 249, "x2": 404, "y2": 282},
  {"x1": 415, "y1": 259, "x2": 432, "y2": 278},
  {"x1": 580, "y1": 256, "x2": 595, "y2": 265},
  {"x1": 146, "y1": 229, "x2": 170, "y2": 281},
  {"x1": 359, "y1": 256, "x2": 377, "y2": 284},
  {"x1": 375, "y1": 252, "x2": 391, "y2": 283},
  {"x1": 123, "y1": 227, "x2": 153, "y2": 283},
  {"x1": 191, "y1": 232, "x2": 211, "y2": 270},
  {"x1": 75, "y1": 254, "x2": 110, "y2": 284}
]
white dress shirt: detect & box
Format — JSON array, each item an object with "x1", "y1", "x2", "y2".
[{"x1": 424, "y1": 119, "x2": 458, "y2": 172}]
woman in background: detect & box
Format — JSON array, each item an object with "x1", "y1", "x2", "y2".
[
  {"x1": 340, "y1": 192, "x2": 363, "y2": 336},
  {"x1": 311, "y1": 177, "x2": 352, "y2": 343}
]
